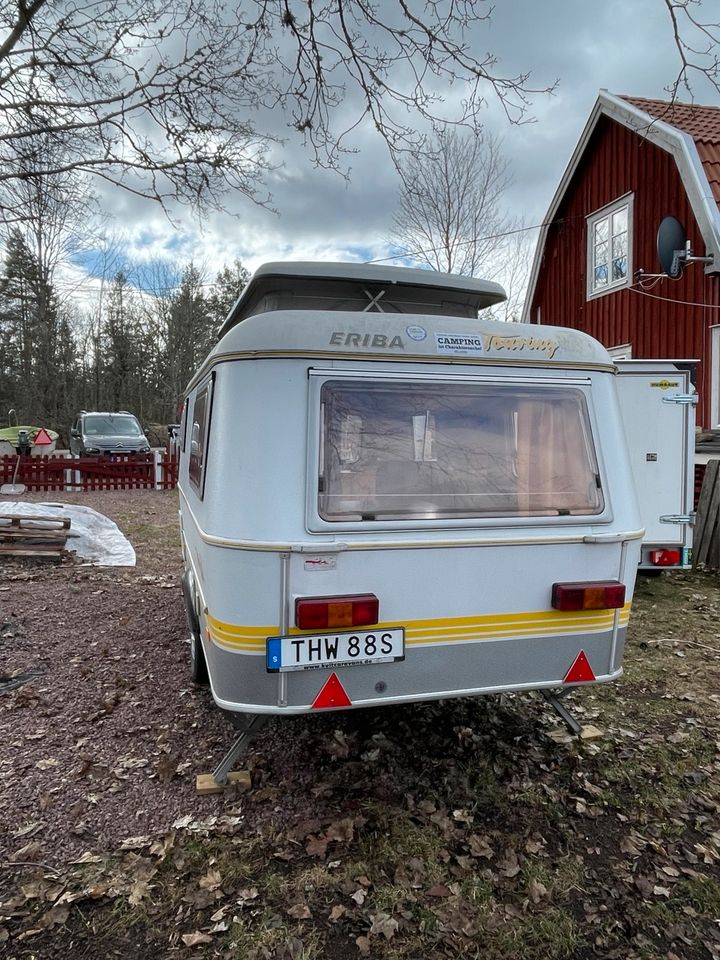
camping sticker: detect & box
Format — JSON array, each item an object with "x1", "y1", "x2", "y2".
[{"x1": 435, "y1": 333, "x2": 484, "y2": 354}]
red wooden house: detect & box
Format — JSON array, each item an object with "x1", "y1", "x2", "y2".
[{"x1": 523, "y1": 90, "x2": 720, "y2": 431}]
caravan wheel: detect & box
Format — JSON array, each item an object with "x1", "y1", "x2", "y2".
[
  {"x1": 183, "y1": 570, "x2": 209, "y2": 685},
  {"x1": 190, "y1": 630, "x2": 209, "y2": 686}
]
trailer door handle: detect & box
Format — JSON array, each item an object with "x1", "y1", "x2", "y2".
[
  {"x1": 661, "y1": 394, "x2": 697, "y2": 405},
  {"x1": 659, "y1": 514, "x2": 694, "y2": 525}
]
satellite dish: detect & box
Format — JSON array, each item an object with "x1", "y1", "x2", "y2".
[{"x1": 657, "y1": 216, "x2": 687, "y2": 279}]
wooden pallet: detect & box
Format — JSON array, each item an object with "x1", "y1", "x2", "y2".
[
  {"x1": 0, "y1": 513, "x2": 71, "y2": 556},
  {"x1": 693, "y1": 459, "x2": 720, "y2": 570}
]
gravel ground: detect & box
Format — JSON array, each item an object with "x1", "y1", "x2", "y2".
[
  {"x1": 2, "y1": 491, "x2": 720, "y2": 959},
  {"x1": 0, "y1": 490, "x2": 237, "y2": 864}
]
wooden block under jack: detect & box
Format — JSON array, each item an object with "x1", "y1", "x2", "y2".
[{"x1": 196, "y1": 770, "x2": 252, "y2": 795}]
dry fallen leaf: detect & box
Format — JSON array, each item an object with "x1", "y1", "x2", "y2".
[
  {"x1": 35, "y1": 758, "x2": 59, "y2": 770},
  {"x1": 236, "y1": 887, "x2": 259, "y2": 905},
  {"x1": 620, "y1": 836, "x2": 641, "y2": 856},
  {"x1": 428, "y1": 883, "x2": 452, "y2": 898},
  {"x1": 286, "y1": 903, "x2": 311, "y2": 920},
  {"x1": 634, "y1": 876, "x2": 654, "y2": 898},
  {"x1": 468, "y1": 835, "x2": 494, "y2": 859},
  {"x1": 355, "y1": 935, "x2": 371, "y2": 956},
  {"x1": 528, "y1": 878, "x2": 548, "y2": 903},
  {"x1": 181, "y1": 931, "x2": 213, "y2": 947},
  {"x1": 370, "y1": 912, "x2": 399, "y2": 940},
  {"x1": 71, "y1": 852, "x2": 103, "y2": 865},
  {"x1": 326, "y1": 818, "x2": 355, "y2": 843},
  {"x1": 329, "y1": 905, "x2": 346, "y2": 922},
  {"x1": 37, "y1": 905, "x2": 70, "y2": 930},
  {"x1": 547, "y1": 728, "x2": 574, "y2": 744},
  {"x1": 128, "y1": 880, "x2": 152, "y2": 907},
  {"x1": 198, "y1": 868, "x2": 222, "y2": 892},
  {"x1": 9, "y1": 841, "x2": 43, "y2": 863},
  {"x1": 305, "y1": 835, "x2": 328, "y2": 858},
  {"x1": 498, "y1": 849, "x2": 521, "y2": 879}
]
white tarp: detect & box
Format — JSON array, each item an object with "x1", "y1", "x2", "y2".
[{"x1": 0, "y1": 501, "x2": 136, "y2": 566}]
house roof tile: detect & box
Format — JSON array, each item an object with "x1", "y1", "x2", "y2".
[{"x1": 620, "y1": 95, "x2": 720, "y2": 208}]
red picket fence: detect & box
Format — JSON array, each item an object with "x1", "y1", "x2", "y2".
[{"x1": 0, "y1": 450, "x2": 178, "y2": 492}]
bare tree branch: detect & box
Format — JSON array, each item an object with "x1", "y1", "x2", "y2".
[
  {"x1": 389, "y1": 129, "x2": 514, "y2": 278},
  {"x1": 663, "y1": 0, "x2": 720, "y2": 100},
  {"x1": 0, "y1": 1, "x2": 555, "y2": 223}
]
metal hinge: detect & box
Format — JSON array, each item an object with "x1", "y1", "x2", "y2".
[
  {"x1": 659, "y1": 513, "x2": 694, "y2": 524},
  {"x1": 661, "y1": 394, "x2": 697, "y2": 406}
]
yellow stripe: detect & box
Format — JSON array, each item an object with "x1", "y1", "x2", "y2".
[
  {"x1": 207, "y1": 603, "x2": 631, "y2": 638},
  {"x1": 207, "y1": 614, "x2": 275, "y2": 636},
  {"x1": 206, "y1": 603, "x2": 631, "y2": 650}
]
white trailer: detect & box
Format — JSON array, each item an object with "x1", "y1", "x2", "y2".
[
  {"x1": 177, "y1": 263, "x2": 643, "y2": 779},
  {"x1": 615, "y1": 360, "x2": 696, "y2": 571}
]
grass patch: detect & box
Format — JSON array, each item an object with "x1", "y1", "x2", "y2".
[
  {"x1": 225, "y1": 912, "x2": 322, "y2": 959},
  {"x1": 125, "y1": 519, "x2": 181, "y2": 550},
  {"x1": 478, "y1": 908, "x2": 584, "y2": 960},
  {"x1": 353, "y1": 805, "x2": 449, "y2": 884},
  {"x1": 675, "y1": 876, "x2": 720, "y2": 916},
  {"x1": 519, "y1": 857, "x2": 586, "y2": 900}
]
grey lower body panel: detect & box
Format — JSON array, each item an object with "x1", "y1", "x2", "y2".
[{"x1": 205, "y1": 627, "x2": 627, "y2": 715}]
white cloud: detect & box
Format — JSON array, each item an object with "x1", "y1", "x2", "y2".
[{"x1": 66, "y1": 0, "x2": 719, "y2": 288}]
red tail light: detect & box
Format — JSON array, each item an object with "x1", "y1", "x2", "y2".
[
  {"x1": 649, "y1": 549, "x2": 681, "y2": 567},
  {"x1": 295, "y1": 594, "x2": 379, "y2": 630},
  {"x1": 551, "y1": 581, "x2": 626, "y2": 611}
]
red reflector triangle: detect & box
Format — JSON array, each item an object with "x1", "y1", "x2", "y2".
[
  {"x1": 33, "y1": 428, "x2": 53, "y2": 445},
  {"x1": 563, "y1": 650, "x2": 596, "y2": 684},
  {"x1": 311, "y1": 672, "x2": 352, "y2": 709}
]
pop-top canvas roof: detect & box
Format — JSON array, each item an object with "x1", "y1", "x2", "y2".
[{"x1": 217, "y1": 261, "x2": 507, "y2": 338}]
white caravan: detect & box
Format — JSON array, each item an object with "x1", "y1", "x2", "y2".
[
  {"x1": 178, "y1": 262, "x2": 642, "y2": 765},
  {"x1": 615, "y1": 360, "x2": 696, "y2": 571}
]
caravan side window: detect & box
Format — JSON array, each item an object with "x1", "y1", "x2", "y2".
[
  {"x1": 189, "y1": 377, "x2": 214, "y2": 497},
  {"x1": 318, "y1": 379, "x2": 603, "y2": 522},
  {"x1": 180, "y1": 397, "x2": 189, "y2": 453}
]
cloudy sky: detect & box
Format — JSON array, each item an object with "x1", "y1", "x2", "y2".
[{"x1": 73, "y1": 0, "x2": 719, "y2": 293}]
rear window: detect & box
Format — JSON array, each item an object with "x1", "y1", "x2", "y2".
[{"x1": 318, "y1": 379, "x2": 603, "y2": 521}]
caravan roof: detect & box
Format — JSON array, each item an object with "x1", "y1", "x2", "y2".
[
  {"x1": 217, "y1": 261, "x2": 507, "y2": 338},
  {"x1": 184, "y1": 262, "x2": 616, "y2": 391}
]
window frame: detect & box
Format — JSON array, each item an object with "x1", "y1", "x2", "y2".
[
  {"x1": 180, "y1": 396, "x2": 190, "y2": 453},
  {"x1": 188, "y1": 373, "x2": 215, "y2": 498},
  {"x1": 586, "y1": 193, "x2": 633, "y2": 300},
  {"x1": 305, "y1": 369, "x2": 611, "y2": 532},
  {"x1": 608, "y1": 343, "x2": 633, "y2": 360}
]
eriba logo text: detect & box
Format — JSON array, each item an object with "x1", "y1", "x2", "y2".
[{"x1": 330, "y1": 332, "x2": 405, "y2": 349}]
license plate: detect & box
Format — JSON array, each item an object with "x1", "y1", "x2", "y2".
[{"x1": 266, "y1": 628, "x2": 405, "y2": 673}]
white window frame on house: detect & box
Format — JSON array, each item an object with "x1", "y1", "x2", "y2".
[
  {"x1": 607, "y1": 343, "x2": 633, "y2": 360},
  {"x1": 711, "y1": 325, "x2": 720, "y2": 428},
  {"x1": 586, "y1": 194, "x2": 633, "y2": 300}
]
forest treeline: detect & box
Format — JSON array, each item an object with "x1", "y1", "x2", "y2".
[{"x1": 0, "y1": 230, "x2": 249, "y2": 443}]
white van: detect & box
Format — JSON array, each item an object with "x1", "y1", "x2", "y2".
[{"x1": 178, "y1": 262, "x2": 641, "y2": 732}]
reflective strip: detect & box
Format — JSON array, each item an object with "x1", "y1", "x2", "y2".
[{"x1": 206, "y1": 605, "x2": 631, "y2": 651}]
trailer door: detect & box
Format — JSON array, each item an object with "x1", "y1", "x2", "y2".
[{"x1": 615, "y1": 361, "x2": 695, "y2": 567}]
